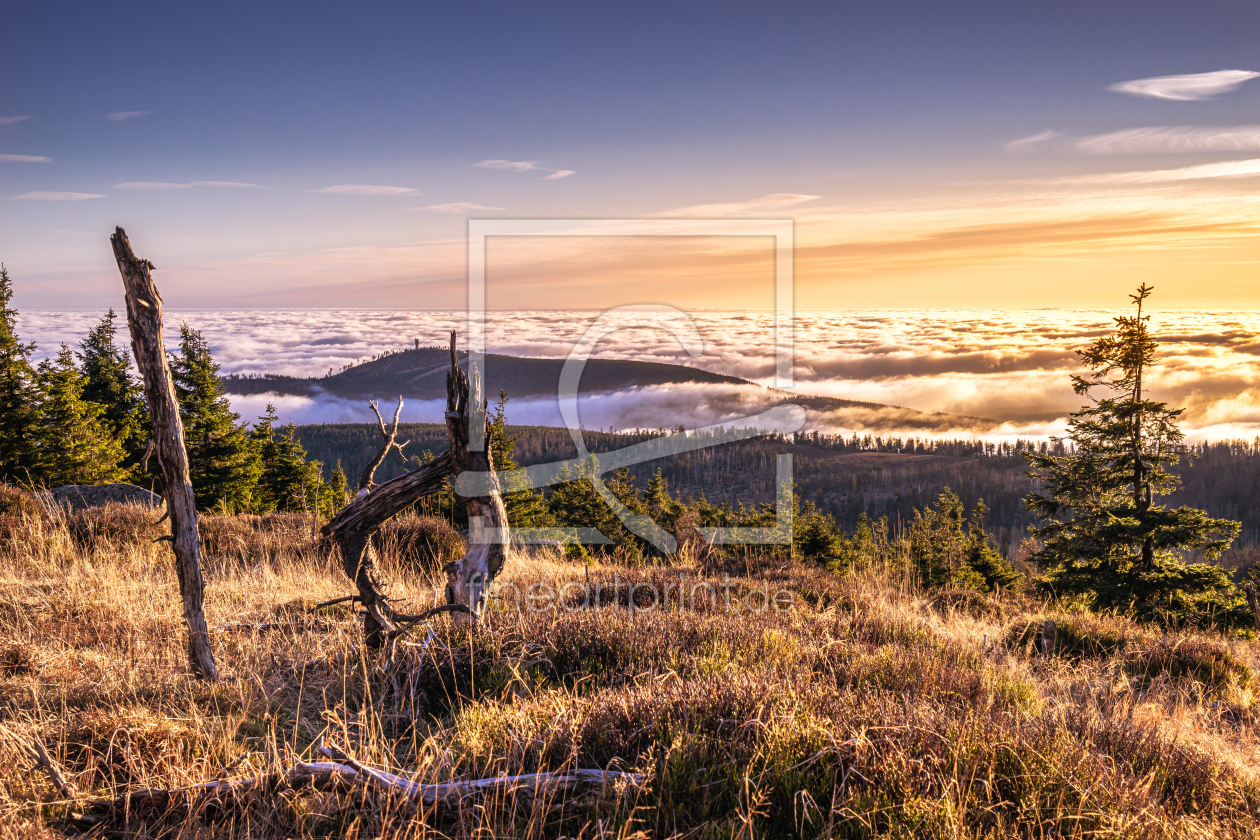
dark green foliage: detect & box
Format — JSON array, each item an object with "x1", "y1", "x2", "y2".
[
  {"x1": 251, "y1": 404, "x2": 321, "y2": 513},
  {"x1": 34, "y1": 346, "x2": 127, "y2": 486},
  {"x1": 1024, "y1": 286, "x2": 1243, "y2": 627},
  {"x1": 488, "y1": 391, "x2": 552, "y2": 528},
  {"x1": 319, "y1": 460, "x2": 349, "y2": 515},
  {"x1": 171, "y1": 325, "x2": 261, "y2": 512},
  {"x1": 77, "y1": 309, "x2": 149, "y2": 479},
  {"x1": 0, "y1": 266, "x2": 40, "y2": 482},
  {"x1": 904, "y1": 489, "x2": 1019, "y2": 592}
]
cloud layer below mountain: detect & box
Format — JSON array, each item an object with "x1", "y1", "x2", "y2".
[{"x1": 19, "y1": 309, "x2": 1260, "y2": 443}]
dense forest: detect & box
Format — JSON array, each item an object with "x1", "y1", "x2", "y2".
[{"x1": 294, "y1": 420, "x2": 1260, "y2": 564}]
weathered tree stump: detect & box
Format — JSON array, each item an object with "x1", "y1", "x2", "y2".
[{"x1": 111, "y1": 226, "x2": 218, "y2": 680}]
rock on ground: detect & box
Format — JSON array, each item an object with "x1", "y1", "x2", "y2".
[{"x1": 49, "y1": 484, "x2": 163, "y2": 510}]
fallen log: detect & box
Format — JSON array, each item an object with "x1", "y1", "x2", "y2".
[{"x1": 74, "y1": 747, "x2": 642, "y2": 826}]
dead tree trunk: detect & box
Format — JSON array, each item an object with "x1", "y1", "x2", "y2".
[
  {"x1": 442, "y1": 337, "x2": 508, "y2": 624},
  {"x1": 110, "y1": 226, "x2": 218, "y2": 681},
  {"x1": 321, "y1": 332, "x2": 507, "y2": 647}
]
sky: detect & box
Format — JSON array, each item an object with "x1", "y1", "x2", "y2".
[{"x1": 2, "y1": 1, "x2": 1260, "y2": 311}]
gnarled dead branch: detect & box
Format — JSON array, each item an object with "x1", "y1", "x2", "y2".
[
  {"x1": 321, "y1": 331, "x2": 507, "y2": 648},
  {"x1": 358, "y1": 396, "x2": 409, "y2": 493}
]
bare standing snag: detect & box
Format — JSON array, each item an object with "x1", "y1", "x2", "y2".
[{"x1": 110, "y1": 226, "x2": 219, "y2": 680}]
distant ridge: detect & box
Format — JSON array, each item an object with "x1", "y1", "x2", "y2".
[
  {"x1": 222, "y1": 346, "x2": 998, "y2": 432},
  {"x1": 223, "y1": 347, "x2": 748, "y2": 401}
]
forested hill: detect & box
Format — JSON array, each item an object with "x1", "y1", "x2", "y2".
[
  {"x1": 223, "y1": 346, "x2": 750, "y2": 400},
  {"x1": 293, "y1": 423, "x2": 1260, "y2": 564},
  {"x1": 225, "y1": 346, "x2": 999, "y2": 432}
]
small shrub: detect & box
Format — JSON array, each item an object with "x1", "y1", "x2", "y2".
[
  {"x1": 374, "y1": 515, "x2": 465, "y2": 577},
  {"x1": 66, "y1": 503, "x2": 165, "y2": 553},
  {"x1": 0, "y1": 484, "x2": 43, "y2": 518},
  {"x1": 1006, "y1": 613, "x2": 1137, "y2": 659},
  {"x1": 0, "y1": 484, "x2": 47, "y2": 545},
  {"x1": 1126, "y1": 636, "x2": 1253, "y2": 693},
  {"x1": 928, "y1": 588, "x2": 1004, "y2": 618}
]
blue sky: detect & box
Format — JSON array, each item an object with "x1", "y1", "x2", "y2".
[{"x1": 3, "y1": 1, "x2": 1259, "y2": 309}]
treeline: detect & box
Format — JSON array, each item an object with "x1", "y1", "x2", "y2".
[{"x1": 0, "y1": 267, "x2": 348, "y2": 514}]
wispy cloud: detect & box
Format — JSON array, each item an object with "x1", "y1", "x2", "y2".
[
  {"x1": 1003, "y1": 130, "x2": 1063, "y2": 155},
  {"x1": 11, "y1": 191, "x2": 105, "y2": 201},
  {"x1": 0, "y1": 116, "x2": 29, "y2": 125},
  {"x1": 1076, "y1": 124, "x2": 1260, "y2": 154},
  {"x1": 314, "y1": 184, "x2": 419, "y2": 195},
  {"x1": 1107, "y1": 70, "x2": 1260, "y2": 101},
  {"x1": 474, "y1": 159, "x2": 540, "y2": 171},
  {"x1": 409, "y1": 202, "x2": 506, "y2": 214},
  {"x1": 103, "y1": 111, "x2": 150, "y2": 121},
  {"x1": 475, "y1": 159, "x2": 575, "y2": 178},
  {"x1": 654, "y1": 193, "x2": 821, "y2": 217},
  {"x1": 113, "y1": 181, "x2": 191, "y2": 190},
  {"x1": 1032, "y1": 158, "x2": 1260, "y2": 186},
  {"x1": 0, "y1": 154, "x2": 51, "y2": 163},
  {"x1": 112, "y1": 180, "x2": 259, "y2": 190}
]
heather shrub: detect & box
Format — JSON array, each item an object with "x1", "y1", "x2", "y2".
[{"x1": 374, "y1": 514, "x2": 465, "y2": 577}]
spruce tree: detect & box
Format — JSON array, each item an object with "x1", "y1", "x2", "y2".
[
  {"x1": 488, "y1": 390, "x2": 551, "y2": 527},
  {"x1": 1024, "y1": 285, "x2": 1241, "y2": 625},
  {"x1": 78, "y1": 309, "x2": 148, "y2": 478},
  {"x1": 252, "y1": 404, "x2": 320, "y2": 512},
  {"x1": 320, "y1": 460, "x2": 350, "y2": 516},
  {"x1": 35, "y1": 345, "x2": 127, "y2": 486},
  {"x1": 0, "y1": 265, "x2": 41, "y2": 482},
  {"x1": 170, "y1": 324, "x2": 260, "y2": 511}
]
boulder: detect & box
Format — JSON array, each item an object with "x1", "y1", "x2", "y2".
[{"x1": 49, "y1": 484, "x2": 163, "y2": 511}]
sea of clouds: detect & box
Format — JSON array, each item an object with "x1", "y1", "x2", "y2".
[{"x1": 19, "y1": 309, "x2": 1260, "y2": 442}]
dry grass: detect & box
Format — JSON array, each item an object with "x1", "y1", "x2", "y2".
[{"x1": 0, "y1": 497, "x2": 1258, "y2": 838}]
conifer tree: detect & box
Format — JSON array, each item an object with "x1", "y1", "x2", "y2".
[
  {"x1": 34, "y1": 345, "x2": 127, "y2": 486},
  {"x1": 488, "y1": 390, "x2": 552, "y2": 527},
  {"x1": 0, "y1": 265, "x2": 41, "y2": 482},
  {"x1": 1024, "y1": 285, "x2": 1241, "y2": 624},
  {"x1": 320, "y1": 460, "x2": 350, "y2": 515},
  {"x1": 78, "y1": 309, "x2": 148, "y2": 477},
  {"x1": 252, "y1": 404, "x2": 320, "y2": 512},
  {"x1": 171, "y1": 324, "x2": 260, "y2": 511}
]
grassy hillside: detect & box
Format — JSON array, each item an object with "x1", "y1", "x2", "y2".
[{"x1": 2, "y1": 499, "x2": 1259, "y2": 837}]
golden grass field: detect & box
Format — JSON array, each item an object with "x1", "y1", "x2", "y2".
[{"x1": 1, "y1": 496, "x2": 1259, "y2": 838}]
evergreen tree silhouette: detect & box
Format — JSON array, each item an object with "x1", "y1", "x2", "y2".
[
  {"x1": 1024, "y1": 285, "x2": 1242, "y2": 625},
  {"x1": 0, "y1": 265, "x2": 40, "y2": 482},
  {"x1": 35, "y1": 345, "x2": 126, "y2": 486},
  {"x1": 78, "y1": 309, "x2": 148, "y2": 479},
  {"x1": 171, "y1": 324, "x2": 260, "y2": 511}
]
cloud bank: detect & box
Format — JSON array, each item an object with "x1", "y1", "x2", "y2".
[
  {"x1": 19, "y1": 309, "x2": 1260, "y2": 443},
  {"x1": 103, "y1": 111, "x2": 150, "y2": 121},
  {"x1": 0, "y1": 154, "x2": 50, "y2": 163}
]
